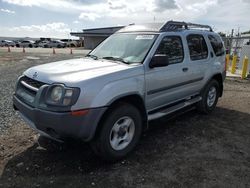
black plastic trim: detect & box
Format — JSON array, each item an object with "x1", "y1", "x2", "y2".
[{"x1": 147, "y1": 77, "x2": 203, "y2": 95}]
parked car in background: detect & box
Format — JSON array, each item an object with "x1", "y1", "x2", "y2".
[
  {"x1": 33, "y1": 40, "x2": 40, "y2": 48},
  {"x1": 44, "y1": 40, "x2": 66, "y2": 48},
  {"x1": 60, "y1": 39, "x2": 78, "y2": 47},
  {"x1": 14, "y1": 40, "x2": 21, "y2": 47},
  {"x1": 18, "y1": 40, "x2": 35, "y2": 48},
  {"x1": 37, "y1": 41, "x2": 50, "y2": 48},
  {"x1": 0, "y1": 40, "x2": 15, "y2": 47}
]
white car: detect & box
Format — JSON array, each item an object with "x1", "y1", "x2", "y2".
[
  {"x1": 38, "y1": 41, "x2": 50, "y2": 48},
  {"x1": 44, "y1": 40, "x2": 66, "y2": 48},
  {"x1": 0, "y1": 40, "x2": 15, "y2": 47},
  {"x1": 19, "y1": 40, "x2": 35, "y2": 48},
  {"x1": 60, "y1": 39, "x2": 78, "y2": 47}
]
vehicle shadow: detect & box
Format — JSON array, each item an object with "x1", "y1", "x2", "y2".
[{"x1": 1, "y1": 107, "x2": 250, "y2": 187}]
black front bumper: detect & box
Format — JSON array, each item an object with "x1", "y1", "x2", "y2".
[{"x1": 13, "y1": 96, "x2": 107, "y2": 142}]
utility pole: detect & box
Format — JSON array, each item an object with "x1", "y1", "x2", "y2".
[
  {"x1": 229, "y1": 29, "x2": 234, "y2": 55},
  {"x1": 234, "y1": 27, "x2": 240, "y2": 56}
]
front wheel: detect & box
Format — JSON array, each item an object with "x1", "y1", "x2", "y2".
[
  {"x1": 197, "y1": 79, "x2": 220, "y2": 114},
  {"x1": 91, "y1": 103, "x2": 142, "y2": 161}
]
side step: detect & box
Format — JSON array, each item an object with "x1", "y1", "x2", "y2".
[{"x1": 148, "y1": 96, "x2": 202, "y2": 121}]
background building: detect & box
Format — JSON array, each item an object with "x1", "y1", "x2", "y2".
[{"x1": 70, "y1": 26, "x2": 124, "y2": 49}]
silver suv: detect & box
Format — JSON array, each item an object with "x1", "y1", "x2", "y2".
[{"x1": 13, "y1": 21, "x2": 226, "y2": 161}]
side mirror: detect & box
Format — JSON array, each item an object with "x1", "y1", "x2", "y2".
[{"x1": 149, "y1": 54, "x2": 169, "y2": 68}]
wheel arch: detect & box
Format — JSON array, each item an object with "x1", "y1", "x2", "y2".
[
  {"x1": 92, "y1": 94, "x2": 147, "y2": 140},
  {"x1": 206, "y1": 73, "x2": 223, "y2": 97}
]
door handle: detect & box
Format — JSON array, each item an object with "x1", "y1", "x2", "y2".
[{"x1": 182, "y1": 67, "x2": 188, "y2": 72}]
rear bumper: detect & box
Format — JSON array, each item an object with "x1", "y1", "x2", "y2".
[{"x1": 13, "y1": 95, "x2": 107, "y2": 142}]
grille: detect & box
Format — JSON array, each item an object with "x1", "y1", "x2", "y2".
[
  {"x1": 16, "y1": 76, "x2": 46, "y2": 107},
  {"x1": 20, "y1": 76, "x2": 45, "y2": 90}
]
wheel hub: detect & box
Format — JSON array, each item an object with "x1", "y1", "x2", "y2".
[
  {"x1": 109, "y1": 116, "x2": 135, "y2": 151},
  {"x1": 118, "y1": 127, "x2": 126, "y2": 137},
  {"x1": 207, "y1": 86, "x2": 217, "y2": 107}
]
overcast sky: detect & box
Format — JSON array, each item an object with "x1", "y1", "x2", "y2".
[{"x1": 0, "y1": 0, "x2": 249, "y2": 38}]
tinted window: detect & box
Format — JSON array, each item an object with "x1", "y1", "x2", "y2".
[
  {"x1": 155, "y1": 36, "x2": 184, "y2": 64},
  {"x1": 187, "y1": 34, "x2": 208, "y2": 61},
  {"x1": 208, "y1": 35, "x2": 225, "y2": 56}
]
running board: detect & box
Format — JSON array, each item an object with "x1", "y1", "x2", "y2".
[{"x1": 148, "y1": 96, "x2": 202, "y2": 121}]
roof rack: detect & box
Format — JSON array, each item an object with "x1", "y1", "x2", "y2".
[{"x1": 160, "y1": 21, "x2": 213, "y2": 32}]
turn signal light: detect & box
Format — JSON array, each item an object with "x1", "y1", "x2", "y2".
[{"x1": 71, "y1": 109, "x2": 89, "y2": 116}]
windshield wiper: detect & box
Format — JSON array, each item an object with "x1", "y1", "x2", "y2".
[
  {"x1": 101, "y1": 56, "x2": 129, "y2": 64},
  {"x1": 86, "y1": 54, "x2": 98, "y2": 60}
]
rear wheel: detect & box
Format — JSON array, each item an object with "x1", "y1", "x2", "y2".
[
  {"x1": 91, "y1": 103, "x2": 142, "y2": 161},
  {"x1": 197, "y1": 79, "x2": 220, "y2": 114}
]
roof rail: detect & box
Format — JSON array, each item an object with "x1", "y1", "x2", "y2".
[{"x1": 160, "y1": 21, "x2": 213, "y2": 32}]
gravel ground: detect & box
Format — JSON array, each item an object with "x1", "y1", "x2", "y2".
[
  {"x1": 0, "y1": 52, "x2": 250, "y2": 188},
  {"x1": 0, "y1": 47, "x2": 90, "y2": 55}
]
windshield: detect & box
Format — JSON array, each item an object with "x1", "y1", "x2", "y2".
[{"x1": 88, "y1": 33, "x2": 157, "y2": 64}]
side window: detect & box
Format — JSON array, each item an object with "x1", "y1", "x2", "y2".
[
  {"x1": 208, "y1": 35, "x2": 225, "y2": 56},
  {"x1": 187, "y1": 34, "x2": 208, "y2": 61},
  {"x1": 155, "y1": 36, "x2": 184, "y2": 64}
]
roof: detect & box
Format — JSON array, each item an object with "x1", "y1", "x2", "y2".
[
  {"x1": 118, "y1": 23, "x2": 165, "y2": 33},
  {"x1": 118, "y1": 21, "x2": 213, "y2": 33},
  {"x1": 70, "y1": 21, "x2": 213, "y2": 38}
]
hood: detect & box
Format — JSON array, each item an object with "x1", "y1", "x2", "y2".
[{"x1": 24, "y1": 58, "x2": 136, "y2": 85}]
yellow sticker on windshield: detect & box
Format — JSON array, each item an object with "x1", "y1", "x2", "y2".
[{"x1": 135, "y1": 35, "x2": 154, "y2": 40}]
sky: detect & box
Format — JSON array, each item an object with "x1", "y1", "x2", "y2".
[{"x1": 0, "y1": 0, "x2": 249, "y2": 38}]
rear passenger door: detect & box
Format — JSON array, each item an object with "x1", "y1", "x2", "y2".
[{"x1": 185, "y1": 34, "x2": 211, "y2": 88}]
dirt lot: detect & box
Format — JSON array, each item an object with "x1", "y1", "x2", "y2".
[{"x1": 0, "y1": 51, "x2": 250, "y2": 188}]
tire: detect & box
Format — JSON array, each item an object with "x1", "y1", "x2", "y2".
[
  {"x1": 29, "y1": 44, "x2": 32, "y2": 48},
  {"x1": 197, "y1": 79, "x2": 220, "y2": 114},
  {"x1": 91, "y1": 103, "x2": 142, "y2": 161}
]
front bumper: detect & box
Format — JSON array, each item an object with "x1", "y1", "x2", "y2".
[{"x1": 13, "y1": 95, "x2": 107, "y2": 142}]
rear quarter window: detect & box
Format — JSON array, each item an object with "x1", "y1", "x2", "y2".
[{"x1": 208, "y1": 35, "x2": 225, "y2": 56}]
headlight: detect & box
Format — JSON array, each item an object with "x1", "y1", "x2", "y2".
[
  {"x1": 51, "y1": 86, "x2": 63, "y2": 102},
  {"x1": 45, "y1": 84, "x2": 80, "y2": 106}
]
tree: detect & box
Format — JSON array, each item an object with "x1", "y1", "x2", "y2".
[{"x1": 242, "y1": 30, "x2": 250, "y2": 35}]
